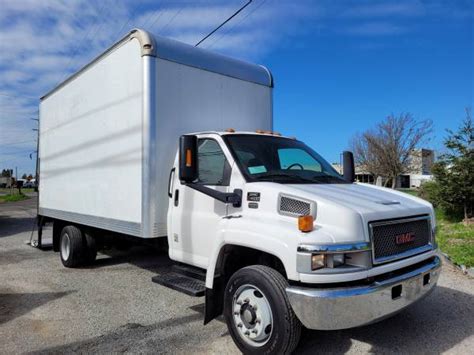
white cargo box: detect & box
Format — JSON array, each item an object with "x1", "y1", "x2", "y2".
[{"x1": 39, "y1": 29, "x2": 273, "y2": 238}]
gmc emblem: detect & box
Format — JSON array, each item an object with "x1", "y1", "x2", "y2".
[{"x1": 395, "y1": 232, "x2": 415, "y2": 245}]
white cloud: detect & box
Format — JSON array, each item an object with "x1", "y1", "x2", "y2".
[{"x1": 0, "y1": 0, "x2": 469, "y2": 174}]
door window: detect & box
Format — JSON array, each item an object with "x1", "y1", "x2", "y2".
[{"x1": 197, "y1": 139, "x2": 230, "y2": 185}]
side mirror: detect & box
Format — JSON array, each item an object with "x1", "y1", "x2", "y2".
[
  {"x1": 179, "y1": 135, "x2": 198, "y2": 183},
  {"x1": 342, "y1": 151, "x2": 355, "y2": 182}
]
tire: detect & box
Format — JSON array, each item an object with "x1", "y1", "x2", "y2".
[
  {"x1": 59, "y1": 225, "x2": 88, "y2": 268},
  {"x1": 84, "y1": 231, "x2": 97, "y2": 264},
  {"x1": 224, "y1": 265, "x2": 301, "y2": 354}
]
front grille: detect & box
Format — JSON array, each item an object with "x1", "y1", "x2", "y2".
[
  {"x1": 370, "y1": 216, "x2": 432, "y2": 264},
  {"x1": 278, "y1": 195, "x2": 314, "y2": 217}
]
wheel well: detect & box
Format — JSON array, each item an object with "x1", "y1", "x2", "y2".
[
  {"x1": 204, "y1": 244, "x2": 287, "y2": 325},
  {"x1": 216, "y1": 245, "x2": 287, "y2": 282}
]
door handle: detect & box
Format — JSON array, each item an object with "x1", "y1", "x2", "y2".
[
  {"x1": 168, "y1": 168, "x2": 175, "y2": 198},
  {"x1": 174, "y1": 189, "x2": 180, "y2": 207}
]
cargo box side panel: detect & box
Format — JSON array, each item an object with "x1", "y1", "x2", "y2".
[
  {"x1": 39, "y1": 39, "x2": 143, "y2": 235},
  {"x1": 153, "y1": 58, "x2": 272, "y2": 236}
]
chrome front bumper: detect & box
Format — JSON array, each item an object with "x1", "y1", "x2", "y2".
[{"x1": 286, "y1": 256, "x2": 441, "y2": 330}]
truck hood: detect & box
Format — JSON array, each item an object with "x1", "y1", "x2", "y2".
[
  {"x1": 281, "y1": 182, "x2": 435, "y2": 243},
  {"x1": 287, "y1": 182, "x2": 433, "y2": 221}
]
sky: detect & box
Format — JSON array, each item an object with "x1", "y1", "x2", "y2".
[{"x1": 0, "y1": 0, "x2": 472, "y2": 176}]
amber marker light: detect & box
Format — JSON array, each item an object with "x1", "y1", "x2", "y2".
[
  {"x1": 298, "y1": 215, "x2": 314, "y2": 233},
  {"x1": 186, "y1": 149, "x2": 192, "y2": 167}
]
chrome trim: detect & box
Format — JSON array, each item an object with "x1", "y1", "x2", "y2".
[
  {"x1": 287, "y1": 256, "x2": 441, "y2": 330},
  {"x1": 297, "y1": 242, "x2": 371, "y2": 254},
  {"x1": 374, "y1": 244, "x2": 433, "y2": 264},
  {"x1": 41, "y1": 29, "x2": 156, "y2": 101},
  {"x1": 41, "y1": 29, "x2": 272, "y2": 101},
  {"x1": 39, "y1": 207, "x2": 141, "y2": 237},
  {"x1": 277, "y1": 193, "x2": 316, "y2": 218},
  {"x1": 369, "y1": 215, "x2": 433, "y2": 265},
  {"x1": 141, "y1": 55, "x2": 159, "y2": 238}
]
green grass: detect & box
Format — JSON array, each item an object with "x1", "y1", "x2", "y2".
[
  {"x1": 0, "y1": 187, "x2": 35, "y2": 194},
  {"x1": 0, "y1": 193, "x2": 30, "y2": 203},
  {"x1": 399, "y1": 189, "x2": 474, "y2": 267}
]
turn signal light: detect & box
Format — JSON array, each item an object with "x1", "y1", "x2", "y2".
[
  {"x1": 186, "y1": 149, "x2": 192, "y2": 167},
  {"x1": 298, "y1": 215, "x2": 314, "y2": 232}
]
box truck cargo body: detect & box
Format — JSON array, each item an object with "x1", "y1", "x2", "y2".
[
  {"x1": 37, "y1": 29, "x2": 441, "y2": 353},
  {"x1": 39, "y1": 29, "x2": 272, "y2": 239}
]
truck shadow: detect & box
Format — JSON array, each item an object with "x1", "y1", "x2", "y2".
[
  {"x1": 0, "y1": 291, "x2": 72, "y2": 325},
  {"x1": 0, "y1": 216, "x2": 36, "y2": 238},
  {"x1": 296, "y1": 285, "x2": 474, "y2": 353}
]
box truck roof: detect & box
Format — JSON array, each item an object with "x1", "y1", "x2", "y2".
[{"x1": 41, "y1": 28, "x2": 273, "y2": 101}]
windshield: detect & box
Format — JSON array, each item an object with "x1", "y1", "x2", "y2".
[{"x1": 223, "y1": 134, "x2": 348, "y2": 184}]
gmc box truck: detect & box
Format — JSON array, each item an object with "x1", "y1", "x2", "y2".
[{"x1": 37, "y1": 29, "x2": 441, "y2": 354}]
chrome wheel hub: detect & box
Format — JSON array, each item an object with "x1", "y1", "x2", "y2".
[
  {"x1": 232, "y1": 284, "x2": 273, "y2": 347},
  {"x1": 60, "y1": 233, "x2": 71, "y2": 260}
]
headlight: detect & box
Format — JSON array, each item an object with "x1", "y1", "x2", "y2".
[
  {"x1": 311, "y1": 253, "x2": 346, "y2": 270},
  {"x1": 311, "y1": 254, "x2": 326, "y2": 270}
]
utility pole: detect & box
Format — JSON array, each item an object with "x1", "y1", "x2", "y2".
[{"x1": 10, "y1": 169, "x2": 13, "y2": 195}]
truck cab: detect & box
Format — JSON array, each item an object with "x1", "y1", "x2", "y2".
[{"x1": 167, "y1": 130, "x2": 440, "y2": 353}]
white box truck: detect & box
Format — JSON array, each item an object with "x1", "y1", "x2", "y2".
[{"x1": 37, "y1": 29, "x2": 441, "y2": 353}]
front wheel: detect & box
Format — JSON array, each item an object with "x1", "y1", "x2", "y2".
[{"x1": 224, "y1": 265, "x2": 301, "y2": 354}]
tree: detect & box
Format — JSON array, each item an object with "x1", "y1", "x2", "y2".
[
  {"x1": 1, "y1": 169, "x2": 12, "y2": 177},
  {"x1": 350, "y1": 113, "x2": 433, "y2": 188},
  {"x1": 22, "y1": 173, "x2": 27, "y2": 179},
  {"x1": 427, "y1": 108, "x2": 473, "y2": 220}
]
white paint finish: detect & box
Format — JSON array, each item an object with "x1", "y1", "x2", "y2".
[
  {"x1": 39, "y1": 39, "x2": 143, "y2": 223},
  {"x1": 156, "y1": 58, "x2": 272, "y2": 236},
  {"x1": 199, "y1": 170, "x2": 435, "y2": 287}
]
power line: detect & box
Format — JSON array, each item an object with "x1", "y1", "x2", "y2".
[
  {"x1": 111, "y1": 1, "x2": 143, "y2": 41},
  {"x1": 207, "y1": 0, "x2": 269, "y2": 49},
  {"x1": 141, "y1": 0, "x2": 165, "y2": 30},
  {"x1": 195, "y1": 0, "x2": 253, "y2": 47},
  {"x1": 57, "y1": 1, "x2": 109, "y2": 86},
  {"x1": 146, "y1": 2, "x2": 166, "y2": 31},
  {"x1": 0, "y1": 93, "x2": 37, "y2": 99},
  {"x1": 1, "y1": 139, "x2": 37, "y2": 147},
  {"x1": 159, "y1": 6, "x2": 185, "y2": 34}
]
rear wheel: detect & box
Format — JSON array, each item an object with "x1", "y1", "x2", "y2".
[
  {"x1": 60, "y1": 225, "x2": 94, "y2": 267},
  {"x1": 224, "y1": 265, "x2": 301, "y2": 354}
]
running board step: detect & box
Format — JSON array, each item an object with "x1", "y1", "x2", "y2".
[
  {"x1": 172, "y1": 264, "x2": 206, "y2": 281},
  {"x1": 151, "y1": 272, "x2": 205, "y2": 297}
]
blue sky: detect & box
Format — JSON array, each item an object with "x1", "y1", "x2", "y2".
[{"x1": 0, "y1": 0, "x2": 472, "y2": 175}]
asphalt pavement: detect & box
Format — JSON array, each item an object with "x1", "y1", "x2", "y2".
[{"x1": 1, "y1": 197, "x2": 473, "y2": 354}]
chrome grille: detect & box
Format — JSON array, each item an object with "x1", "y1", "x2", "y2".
[
  {"x1": 279, "y1": 196, "x2": 312, "y2": 217},
  {"x1": 370, "y1": 216, "x2": 432, "y2": 264}
]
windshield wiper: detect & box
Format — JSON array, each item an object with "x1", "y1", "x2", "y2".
[
  {"x1": 311, "y1": 175, "x2": 348, "y2": 184},
  {"x1": 256, "y1": 173, "x2": 318, "y2": 184}
]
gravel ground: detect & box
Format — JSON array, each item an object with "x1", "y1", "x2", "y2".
[{"x1": 1, "y1": 197, "x2": 473, "y2": 354}]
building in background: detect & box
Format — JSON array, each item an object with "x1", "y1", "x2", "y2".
[
  {"x1": 398, "y1": 148, "x2": 435, "y2": 188},
  {"x1": 332, "y1": 149, "x2": 435, "y2": 188}
]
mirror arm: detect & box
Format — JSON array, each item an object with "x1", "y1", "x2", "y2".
[{"x1": 185, "y1": 183, "x2": 242, "y2": 208}]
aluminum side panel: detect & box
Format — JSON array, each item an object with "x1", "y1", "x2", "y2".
[
  {"x1": 154, "y1": 58, "x2": 272, "y2": 236},
  {"x1": 39, "y1": 39, "x2": 143, "y2": 225}
]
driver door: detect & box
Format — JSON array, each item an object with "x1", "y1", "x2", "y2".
[{"x1": 168, "y1": 137, "x2": 231, "y2": 268}]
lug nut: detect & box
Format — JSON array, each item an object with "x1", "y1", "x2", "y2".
[
  {"x1": 255, "y1": 318, "x2": 261, "y2": 324},
  {"x1": 252, "y1": 329, "x2": 258, "y2": 334},
  {"x1": 237, "y1": 323, "x2": 243, "y2": 328},
  {"x1": 252, "y1": 305, "x2": 257, "y2": 311},
  {"x1": 237, "y1": 300, "x2": 242, "y2": 305},
  {"x1": 245, "y1": 331, "x2": 250, "y2": 336},
  {"x1": 234, "y1": 311, "x2": 239, "y2": 315},
  {"x1": 244, "y1": 298, "x2": 250, "y2": 303}
]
